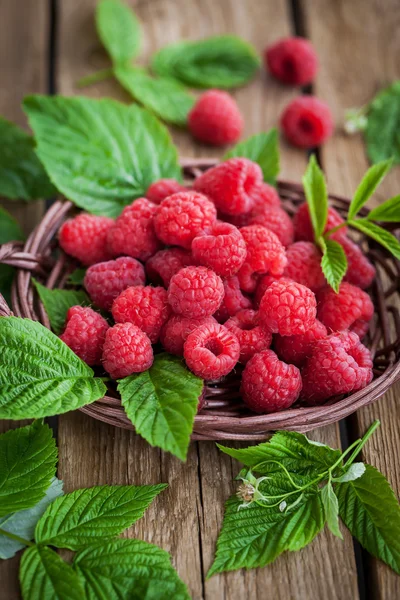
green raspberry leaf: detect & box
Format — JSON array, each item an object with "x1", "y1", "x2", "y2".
[
  {"x1": 367, "y1": 194, "x2": 400, "y2": 222},
  {"x1": 23, "y1": 95, "x2": 181, "y2": 217},
  {"x1": 152, "y1": 35, "x2": 260, "y2": 89},
  {"x1": 67, "y1": 268, "x2": 87, "y2": 286},
  {"x1": 366, "y1": 81, "x2": 400, "y2": 165},
  {"x1": 96, "y1": 0, "x2": 141, "y2": 65},
  {"x1": 0, "y1": 207, "x2": 25, "y2": 305},
  {"x1": 224, "y1": 130, "x2": 280, "y2": 185},
  {"x1": 33, "y1": 280, "x2": 91, "y2": 335},
  {"x1": 321, "y1": 482, "x2": 343, "y2": 539},
  {"x1": 0, "y1": 316, "x2": 106, "y2": 419},
  {"x1": 35, "y1": 484, "x2": 166, "y2": 550},
  {"x1": 348, "y1": 218, "x2": 400, "y2": 260},
  {"x1": 348, "y1": 158, "x2": 393, "y2": 220},
  {"x1": 118, "y1": 353, "x2": 203, "y2": 461},
  {"x1": 320, "y1": 237, "x2": 348, "y2": 293},
  {"x1": 302, "y1": 155, "x2": 328, "y2": 240}
]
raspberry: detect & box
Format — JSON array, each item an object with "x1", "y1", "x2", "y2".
[
  {"x1": 254, "y1": 274, "x2": 289, "y2": 308},
  {"x1": 154, "y1": 191, "x2": 217, "y2": 249},
  {"x1": 265, "y1": 37, "x2": 318, "y2": 86},
  {"x1": 146, "y1": 248, "x2": 193, "y2": 288},
  {"x1": 293, "y1": 203, "x2": 347, "y2": 242},
  {"x1": 241, "y1": 350, "x2": 302, "y2": 413},
  {"x1": 240, "y1": 225, "x2": 287, "y2": 275},
  {"x1": 317, "y1": 282, "x2": 374, "y2": 335},
  {"x1": 236, "y1": 262, "x2": 260, "y2": 293},
  {"x1": 350, "y1": 319, "x2": 370, "y2": 340},
  {"x1": 275, "y1": 318, "x2": 327, "y2": 368},
  {"x1": 248, "y1": 205, "x2": 295, "y2": 247},
  {"x1": 112, "y1": 285, "x2": 171, "y2": 343},
  {"x1": 188, "y1": 90, "x2": 243, "y2": 146},
  {"x1": 192, "y1": 222, "x2": 247, "y2": 277},
  {"x1": 281, "y1": 96, "x2": 333, "y2": 148},
  {"x1": 60, "y1": 306, "x2": 109, "y2": 366},
  {"x1": 183, "y1": 322, "x2": 240, "y2": 380},
  {"x1": 59, "y1": 214, "x2": 113, "y2": 266},
  {"x1": 107, "y1": 198, "x2": 160, "y2": 261},
  {"x1": 84, "y1": 257, "x2": 145, "y2": 311},
  {"x1": 194, "y1": 158, "x2": 262, "y2": 215},
  {"x1": 213, "y1": 276, "x2": 252, "y2": 322},
  {"x1": 258, "y1": 279, "x2": 317, "y2": 335},
  {"x1": 249, "y1": 183, "x2": 281, "y2": 211},
  {"x1": 283, "y1": 241, "x2": 325, "y2": 292},
  {"x1": 102, "y1": 323, "x2": 153, "y2": 379},
  {"x1": 146, "y1": 179, "x2": 186, "y2": 204},
  {"x1": 168, "y1": 266, "x2": 224, "y2": 318},
  {"x1": 225, "y1": 309, "x2": 272, "y2": 364},
  {"x1": 301, "y1": 331, "x2": 373, "y2": 405},
  {"x1": 160, "y1": 315, "x2": 216, "y2": 356},
  {"x1": 341, "y1": 237, "x2": 376, "y2": 289}
]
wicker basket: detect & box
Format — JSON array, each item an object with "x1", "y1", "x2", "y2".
[{"x1": 1, "y1": 158, "x2": 400, "y2": 440}]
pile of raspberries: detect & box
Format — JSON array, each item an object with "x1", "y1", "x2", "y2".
[{"x1": 58, "y1": 157, "x2": 375, "y2": 414}]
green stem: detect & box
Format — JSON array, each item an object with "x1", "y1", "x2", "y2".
[
  {"x1": 324, "y1": 222, "x2": 349, "y2": 239},
  {"x1": 253, "y1": 460, "x2": 303, "y2": 490},
  {"x1": 0, "y1": 528, "x2": 34, "y2": 547},
  {"x1": 344, "y1": 420, "x2": 380, "y2": 467},
  {"x1": 100, "y1": 377, "x2": 112, "y2": 382},
  {"x1": 76, "y1": 68, "x2": 114, "y2": 88}
]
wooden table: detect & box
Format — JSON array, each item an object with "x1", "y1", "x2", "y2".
[{"x1": 1, "y1": 1, "x2": 399, "y2": 598}]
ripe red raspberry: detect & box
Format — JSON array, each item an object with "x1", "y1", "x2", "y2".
[
  {"x1": 112, "y1": 285, "x2": 171, "y2": 343},
  {"x1": 249, "y1": 183, "x2": 281, "y2": 211},
  {"x1": 213, "y1": 276, "x2": 252, "y2": 323},
  {"x1": 317, "y1": 282, "x2": 374, "y2": 335},
  {"x1": 160, "y1": 315, "x2": 216, "y2": 356},
  {"x1": 281, "y1": 96, "x2": 333, "y2": 148},
  {"x1": 341, "y1": 237, "x2": 376, "y2": 289},
  {"x1": 248, "y1": 205, "x2": 295, "y2": 247},
  {"x1": 102, "y1": 323, "x2": 153, "y2": 379},
  {"x1": 59, "y1": 214, "x2": 113, "y2": 266},
  {"x1": 60, "y1": 306, "x2": 109, "y2": 366},
  {"x1": 254, "y1": 274, "x2": 287, "y2": 308},
  {"x1": 188, "y1": 90, "x2": 243, "y2": 146},
  {"x1": 265, "y1": 37, "x2": 318, "y2": 86},
  {"x1": 301, "y1": 331, "x2": 373, "y2": 405},
  {"x1": 275, "y1": 318, "x2": 327, "y2": 368},
  {"x1": 240, "y1": 225, "x2": 287, "y2": 275},
  {"x1": 154, "y1": 191, "x2": 217, "y2": 249},
  {"x1": 192, "y1": 222, "x2": 247, "y2": 277},
  {"x1": 146, "y1": 179, "x2": 186, "y2": 204},
  {"x1": 168, "y1": 266, "x2": 224, "y2": 318},
  {"x1": 258, "y1": 279, "x2": 317, "y2": 335},
  {"x1": 194, "y1": 158, "x2": 262, "y2": 215},
  {"x1": 183, "y1": 321, "x2": 240, "y2": 380},
  {"x1": 293, "y1": 203, "x2": 347, "y2": 242},
  {"x1": 107, "y1": 198, "x2": 160, "y2": 261},
  {"x1": 283, "y1": 241, "x2": 325, "y2": 292},
  {"x1": 84, "y1": 257, "x2": 145, "y2": 311},
  {"x1": 241, "y1": 350, "x2": 302, "y2": 413},
  {"x1": 236, "y1": 262, "x2": 260, "y2": 294},
  {"x1": 225, "y1": 309, "x2": 272, "y2": 364},
  {"x1": 146, "y1": 248, "x2": 193, "y2": 288}
]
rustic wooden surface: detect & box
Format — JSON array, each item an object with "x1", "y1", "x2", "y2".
[{"x1": 0, "y1": 0, "x2": 399, "y2": 598}]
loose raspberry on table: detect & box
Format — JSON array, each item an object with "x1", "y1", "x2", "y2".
[
  {"x1": 225, "y1": 309, "x2": 272, "y2": 364},
  {"x1": 146, "y1": 179, "x2": 186, "y2": 204},
  {"x1": 317, "y1": 282, "x2": 374, "y2": 335},
  {"x1": 258, "y1": 279, "x2": 317, "y2": 335},
  {"x1": 59, "y1": 214, "x2": 114, "y2": 266},
  {"x1": 146, "y1": 248, "x2": 194, "y2": 287},
  {"x1": 281, "y1": 96, "x2": 333, "y2": 148},
  {"x1": 192, "y1": 221, "x2": 247, "y2": 277},
  {"x1": 283, "y1": 241, "x2": 325, "y2": 292},
  {"x1": 112, "y1": 285, "x2": 171, "y2": 343},
  {"x1": 301, "y1": 331, "x2": 373, "y2": 405},
  {"x1": 254, "y1": 274, "x2": 289, "y2": 308},
  {"x1": 249, "y1": 182, "x2": 281, "y2": 212},
  {"x1": 188, "y1": 90, "x2": 243, "y2": 146},
  {"x1": 84, "y1": 257, "x2": 145, "y2": 311},
  {"x1": 160, "y1": 315, "x2": 217, "y2": 356},
  {"x1": 183, "y1": 321, "x2": 240, "y2": 380},
  {"x1": 265, "y1": 37, "x2": 318, "y2": 86},
  {"x1": 102, "y1": 323, "x2": 153, "y2": 379},
  {"x1": 341, "y1": 236, "x2": 376, "y2": 289},
  {"x1": 213, "y1": 276, "x2": 252, "y2": 322},
  {"x1": 248, "y1": 205, "x2": 295, "y2": 247},
  {"x1": 154, "y1": 191, "x2": 217, "y2": 249},
  {"x1": 293, "y1": 203, "x2": 347, "y2": 242},
  {"x1": 168, "y1": 266, "x2": 224, "y2": 318},
  {"x1": 194, "y1": 158, "x2": 262, "y2": 215},
  {"x1": 107, "y1": 198, "x2": 160, "y2": 262},
  {"x1": 275, "y1": 318, "x2": 327, "y2": 368},
  {"x1": 240, "y1": 225, "x2": 287, "y2": 275},
  {"x1": 236, "y1": 262, "x2": 260, "y2": 293},
  {"x1": 241, "y1": 349, "x2": 302, "y2": 413},
  {"x1": 60, "y1": 306, "x2": 109, "y2": 366}
]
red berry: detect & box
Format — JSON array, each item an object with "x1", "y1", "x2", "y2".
[
  {"x1": 146, "y1": 248, "x2": 193, "y2": 287},
  {"x1": 168, "y1": 266, "x2": 224, "y2": 318},
  {"x1": 160, "y1": 315, "x2": 216, "y2": 356},
  {"x1": 240, "y1": 225, "x2": 287, "y2": 275},
  {"x1": 254, "y1": 275, "x2": 292, "y2": 308},
  {"x1": 184, "y1": 322, "x2": 240, "y2": 380},
  {"x1": 84, "y1": 257, "x2": 145, "y2": 311},
  {"x1": 154, "y1": 191, "x2": 217, "y2": 249},
  {"x1": 59, "y1": 214, "x2": 113, "y2": 266},
  {"x1": 146, "y1": 179, "x2": 186, "y2": 204},
  {"x1": 112, "y1": 285, "x2": 171, "y2": 343},
  {"x1": 102, "y1": 323, "x2": 153, "y2": 379},
  {"x1": 249, "y1": 183, "x2": 281, "y2": 211},
  {"x1": 265, "y1": 37, "x2": 318, "y2": 86},
  {"x1": 281, "y1": 96, "x2": 333, "y2": 148},
  {"x1": 293, "y1": 203, "x2": 347, "y2": 242},
  {"x1": 301, "y1": 331, "x2": 373, "y2": 405},
  {"x1": 188, "y1": 90, "x2": 243, "y2": 146},
  {"x1": 225, "y1": 309, "x2": 272, "y2": 364},
  {"x1": 241, "y1": 350, "x2": 302, "y2": 413},
  {"x1": 248, "y1": 205, "x2": 295, "y2": 247},
  {"x1": 283, "y1": 241, "x2": 325, "y2": 292},
  {"x1": 213, "y1": 276, "x2": 252, "y2": 323},
  {"x1": 317, "y1": 282, "x2": 374, "y2": 335},
  {"x1": 60, "y1": 306, "x2": 109, "y2": 366},
  {"x1": 341, "y1": 237, "x2": 376, "y2": 289},
  {"x1": 192, "y1": 221, "x2": 247, "y2": 277},
  {"x1": 258, "y1": 279, "x2": 317, "y2": 335},
  {"x1": 275, "y1": 318, "x2": 327, "y2": 368},
  {"x1": 194, "y1": 158, "x2": 262, "y2": 215},
  {"x1": 236, "y1": 262, "x2": 260, "y2": 294}
]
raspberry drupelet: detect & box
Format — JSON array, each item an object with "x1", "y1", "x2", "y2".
[
  {"x1": 341, "y1": 236, "x2": 376, "y2": 289},
  {"x1": 160, "y1": 315, "x2": 217, "y2": 356},
  {"x1": 102, "y1": 323, "x2": 153, "y2": 379},
  {"x1": 146, "y1": 248, "x2": 194, "y2": 287},
  {"x1": 213, "y1": 276, "x2": 252, "y2": 323},
  {"x1": 265, "y1": 37, "x2": 318, "y2": 86},
  {"x1": 168, "y1": 266, "x2": 224, "y2": 318},
  {"x1": 225, "y1": 309, "x2": 272, "y2": 364},
  {"x1": 188, "y1": 90, "x2": 243, "y2": 146},
  {"x1": 60, "y1": 306, "x2": 109, "y2": 366},
  {"x1": 249, "y1": 182, "x2": 281, "y2": 211},
  {"x1": 283, "y1": 241, "x2": 326, "y2": 292},
  {"x1": 281, "y1": 96, "x2": 333, "y2": 149},
  {"x1": 293, "y1": 203, "x2": 347, "y2": 242},
  {"x1": 254, "y1": 274, "x2": 289, "y2": 309},
  {"x1": 146, "y1": 179, "x2": 186, "y2": 204},
  {"x1": 275, "y1": 318, "x2": 327, "y2": 368},
  {"x1": 59, "y1": 213, "x2": 114, "y2": 266},
  {"x1": 240, "y1": 225, "x2": 287, "y2": 275},
  {"x1": 192, "y1": 221, "x2": 247, "y2": 277},
  {"x1": 248, "y1": 205, "x2": 295, "y2": 247},
  {"x1": 317, "y1": 282, "x2": 374, "y2": 335}
]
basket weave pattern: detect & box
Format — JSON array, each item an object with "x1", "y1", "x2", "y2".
[{"x1": 1, "y1": 158, "x2": 400, "y2": 440}]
